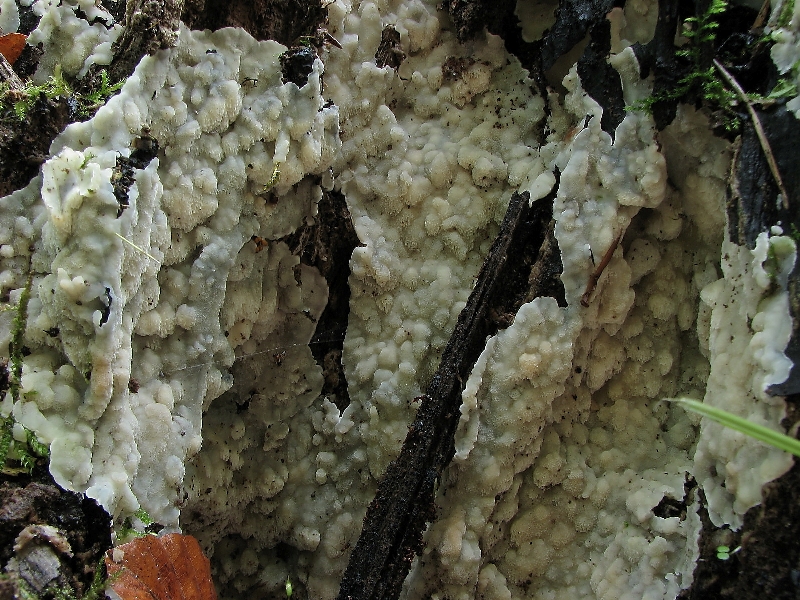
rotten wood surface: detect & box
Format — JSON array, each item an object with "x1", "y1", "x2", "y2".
[
  {"x1": 106, "y1": 0, "x2": 186, "y2": 83},
  {"x1": 336, "y1": 191, "x2": 562, "y2": 600},
  {"x1": 0, "y1": 53, "x2": 25, "y2": 92}
]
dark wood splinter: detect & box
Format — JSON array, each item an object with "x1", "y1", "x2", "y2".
[
  {"x1": 580, "y1": 231, "x2": 622, "y2": 307},
  {"x1": 336, "y1": 191, "x2": 545, "y2": 600}
]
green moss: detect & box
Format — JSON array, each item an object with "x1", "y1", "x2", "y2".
[
  {"x1": 1, "y1": 66, "x2": 124, "y2": 121},
  {"x1": 776, "y1": 0, "x2": 795, "y2": 28},
  {"x1": 1, "y1": 66, "x2": 73, "y2": 121},
  {"x1": 77, "y1": 70, "x2": 124, "y2": 117},
  {"x1": 789, "y1": 224, "x2": 800, "y2": 245},
  {"x1": 115, "y1": 507, "x2": 158, "y2": 541},
  {"x1": 628, "y1": 0, "x2": 744, "y2": 131},
  {"x1": 765, "y1": 77, "x2": 798, "y2": 101},
  {"x1": 80, "y1": 556, "x2": 112, "y2": 600},
  {"x1": 0, "y1": 267, "x2": 50, "y2": 474}
]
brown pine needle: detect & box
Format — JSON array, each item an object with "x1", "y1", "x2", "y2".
[{"x1": 581, "y1": 231, "x2": 623, "y2": 307}]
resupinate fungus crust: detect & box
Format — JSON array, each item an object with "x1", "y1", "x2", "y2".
[{"x1": 0, "y1": 0, "x2": 796, "y2": 598}]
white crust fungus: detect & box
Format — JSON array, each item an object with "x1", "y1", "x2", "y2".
[
  {"x1": 1, "y1": 24, "x2": 339, "y2": 526},
  {"x1": 694, "y1": 232, "x2": 795, "y2": 527},
  {"x1": 24, "y1": 0, "x2": 122, "y2": 82},
  {"x1": 0, "y1": 0, "x2": 795, "y2": 599}
]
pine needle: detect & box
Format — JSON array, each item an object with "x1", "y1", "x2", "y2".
[
  {"x1": 713, "y1": 59, "x2": 790, "y2": 210},
  {"x1": 113, "y1": 232, "x2": 158, "y2": 262}
]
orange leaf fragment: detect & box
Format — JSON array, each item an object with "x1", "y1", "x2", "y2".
[
  {"x1": 105, "y1": 533, "x2": 218, "y2": 600},
  {"x1": 0, "y1": 33, "x2": 27, "y2": 66}
]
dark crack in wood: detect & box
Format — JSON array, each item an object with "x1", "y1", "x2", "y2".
[
  {"x1": 284, "y1": 189, "x2": 362, "y2": 410},
  {"x1": 577, "y1": 20, "x2": 625, "y2": 137}
]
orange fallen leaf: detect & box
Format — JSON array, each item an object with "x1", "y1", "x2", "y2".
[
  {"x1": 0, "y1": 33, "x2": 26, "y2": 66},
  {"x1": 105, "y1": 533, "x2": 218, "y2": 600}
]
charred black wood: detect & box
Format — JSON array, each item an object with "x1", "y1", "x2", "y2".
[
  {"x1": 375, "y1": 26, "x2": 405, "y2": 70},
  {"x1": 444, "y1": 0, "x2": 517, "y2": 43},
  {"x1": 632, "y1": 0, "x2": 682, "y2": 129},
  {"x1": 540, "y1": 0, "x2": 616, "y2": 73},
  {"x1": 111, "y1": 132, "x2": 160, "y2": 217},
  {"x1": 727, "y1": 105, "x2": 800, "y2": 396},
  {"x1": 107, "y1": 0, "x2": 185, "y2": 83},
  {"x1": 181, "y1": 0, "x2": 326, "y2": 45},
  {"x1": 577, "y1": 20, "x2": 625, "y2": 137},
  {"x1": 280, "y1": 46, "x2": 316, "y2": 87},
  {"x1": 728, "y1": 106, "x2": 798, "y2": 248}
]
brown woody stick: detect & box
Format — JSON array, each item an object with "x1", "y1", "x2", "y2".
[
  {"x1": 581, "y1": 231, "x2": 622, "y2": 307},
  {"x1": 713, "y1": 59, "x2": 790, "y2": 210}
]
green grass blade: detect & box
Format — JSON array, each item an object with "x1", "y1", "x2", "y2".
[{"x1": 670, "y1": 397, "x2": 800, "y2": 458}]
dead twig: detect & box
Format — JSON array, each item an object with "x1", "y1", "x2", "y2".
[
  {"x1": 713, "y1": 59, "x2": 790, "y2": 211},
  {"x1": 581, "y1": 231, "x2": 622, "y2": 307}
]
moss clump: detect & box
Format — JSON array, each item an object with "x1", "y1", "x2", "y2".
[
  {"x1": 0, "y1": 268, "x2": 49, "y2": 474},
  {"x1": 0, "y1": 67, "x2": 123, "y2": 122}
]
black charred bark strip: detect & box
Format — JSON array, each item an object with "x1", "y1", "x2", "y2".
[
  {"x1": 577, "y1": 20, "x2": 625, "y2": 137},
  {"x1": 279, "y1": 46, "x2": 316, "y2": 87},
  {"x1": 111, "y1": 133, "x2": 160, "y2": 217},
  {"x1": 729, "y1": 106, "x2": 799, "y2": 247},
  {"x1": 488, "y1": 181, "x2": 565, "y2": 325},
  {"x1": 375, "y1": 26, "x2": 406, "y2": 70},
  {"x1": 444, "y1": 0, "x2": 517, "y2": 43},
  {"x1": 444, "y1": 0, "x2": 547, "y2": 91},
  {"x1": 488, "y1": 3, "x2": 548, "y2": 96},
  {"x1": 336, "y1": 191, "x2": 563, "y2": 600},
  {"x1": 540, "y1": 0, "x2": 616, "y2": 72},
  {"x1": 181, "y1": 0, "x2": 326, "y2": 45},
  {"x1": 521, "y1": 177, "x2": 565, "y2": 308},
  {"x1": 0, "y1": 95, "x2": 76, "y2": 197}
]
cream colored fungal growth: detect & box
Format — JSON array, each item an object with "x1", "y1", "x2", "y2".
[
  {"x1": 325, "y1": 0, "x2": 550, "y2": 478},
  {"x1": 25, "y1": 0, "x2": 122, "y2": 82},
  {"x1": 694, "y1": 231, "x2": 795, "y2": 527},
  {"x1": 321, "y1": 1, "x2": 792, "y2": 598},
  {"x1": 0, "y1": 0, "x2": 796, "y2": 598},
  {"x1": 770, "y1": 0, "x2": 800, "y2": 118},
  {"x1": 1, "y1": 24, "x2": 339, "y2": 525}
]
